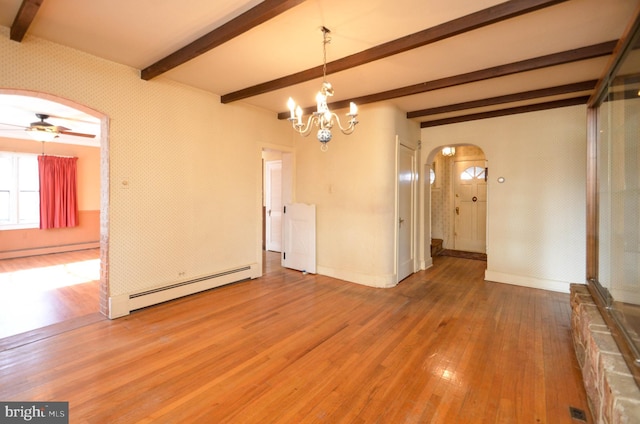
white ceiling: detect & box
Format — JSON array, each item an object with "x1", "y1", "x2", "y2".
[{"x1": 0, "y1": 0, "x2": 637, "y2": 145}]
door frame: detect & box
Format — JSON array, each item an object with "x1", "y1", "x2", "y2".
[
  {"x1": 258, "y1": 144, "x2": 295, "y2": 274},
  {"x1": 395, "y1": 136, "x2": 418, "y2": 283}
]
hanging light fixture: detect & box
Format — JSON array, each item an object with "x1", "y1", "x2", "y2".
[
  {"x1": 26, "y1": 127, "x2": 59, "y2": 142},
  {"x1": 26, "y1": 114, "x2": 60, "y2": 142},
  {"x1": 441, "y1": 146, "x2": 456, "y2": 157},
  {"x1": 287, "y1": 27, "x2": 358, "y2": 151}
]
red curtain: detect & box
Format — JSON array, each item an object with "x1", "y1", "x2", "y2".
[{"x1": 38, "y1": 155, "x2": 79, "y2": 229}]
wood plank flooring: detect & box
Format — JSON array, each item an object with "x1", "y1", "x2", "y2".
[
  {"x1": 0, "y1": 249, "x2": 100, "y2": 339},
  {"x1": 0, "y1": 252, "x2": 592, "y2": 423}
]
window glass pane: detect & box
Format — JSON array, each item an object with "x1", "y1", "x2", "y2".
[
  {"x1": 0, "y1": 152, "x2": 39, "y2": 228},
  {"x1": 0, "y1": 157, "x2": 11, "y2": 190},
  {"x1": 18, "y1": 156, "x2": 39, "y2": 190},
  {"x1": 0, "y1": 191, "x2": 10, "y2": 223},
  {"x1": 461, "y1": 166, "x2": 485, "y2": 180},
  {"x1": 18, "y1": 191, "x2": 39, "y2": 223}
]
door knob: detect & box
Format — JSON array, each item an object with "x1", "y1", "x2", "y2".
[
  {"x1": 399, "y1": 218, "x2": 405, "y2": 227},
  {"x1": 455, "y1": 207, "x2": 459, "y2": 215}
]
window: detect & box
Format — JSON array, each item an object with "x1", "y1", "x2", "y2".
[
  {"x1": 460, "y1": 166, "x2": 486, "y2": 180},
  {"x1": 0, "y1": 152, "x2": 39, "y2": 229}
]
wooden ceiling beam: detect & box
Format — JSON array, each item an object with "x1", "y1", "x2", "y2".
[
  {"x1": 420, "y1": 97, "x2": 589, "y2": 128},
  {"x1": 223, "y1": 0, "x2": 569, "y2": 103},
  {"x1": 141, "y1": 0, "x2": 306, "y2": 81},
  {"x1": 276, "y1": 42, "x2": 616, "y2": 119},
  {"x1": 10, "y1": 0, "x2": 44, "y2": 42},
  {"x1": 407, "y1": 80, "x2": 598, "y2": 118}
]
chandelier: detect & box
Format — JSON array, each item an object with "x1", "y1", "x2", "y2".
[{"x1": 287, "y1": 27, "x2": 358, "y2": 151}]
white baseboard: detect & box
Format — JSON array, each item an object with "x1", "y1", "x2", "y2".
[
  {"x1": 484, "y1": 270, "x2": 572, "y2": 293},
  {"x1": 108, "y1": 263, "x2": 259, "y2": 319},
  {"x1": 317, "y1": 266, "x2": 397, "y2": 288}
]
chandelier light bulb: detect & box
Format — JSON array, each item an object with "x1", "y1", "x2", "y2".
[{"x1": 287, "y1": 97, "x2": 296, "y2": 119}]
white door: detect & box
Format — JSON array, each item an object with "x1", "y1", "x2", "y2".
[
  {"x1": 282, "y1": 203, "x2": 316, "y2": 274},
  {"x1": 265, "y1": 160, "x2": 282, "y2": 252},
  {"x1": 397, "y1": 143, "x2": 416, "y2": 282},
  {"x1": 454, "y1": 160, "x2": 487, "y2": 253}
]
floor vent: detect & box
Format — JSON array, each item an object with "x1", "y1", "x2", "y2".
[{"x1": 569, "y1": 406, "x2": 587, "y2": 422}]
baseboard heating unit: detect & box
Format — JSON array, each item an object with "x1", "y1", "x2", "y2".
[{"x1": 109, "y1": 263, "x2": 259, "y2": 318}]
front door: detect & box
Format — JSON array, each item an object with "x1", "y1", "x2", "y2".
[{"x1": 454, "y1": 160, "x2": 487, "y2": 253}]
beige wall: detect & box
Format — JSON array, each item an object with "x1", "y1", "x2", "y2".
[
  {"x1": 422, "y1": 105, "x2": 587, "y2": 292},
  {"x1": 0, "y1": 137, "x2": 100, "y2": 258},
  {"x1": 295, "y1": 103, "x2": 420, "y2": 287}
]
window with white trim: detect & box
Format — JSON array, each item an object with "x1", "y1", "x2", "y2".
[
  {"x1": 0, "y1": 152, "x2": 39, "y2": 229},
  {"x1": 460, "y1": 166, "x2": 486, "y2": 181}
]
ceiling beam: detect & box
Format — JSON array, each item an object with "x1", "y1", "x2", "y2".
[
  {"x1": 10, "y1": 0, "x2": 44, "y2": 42},
  {"x1": 141, "y1": 0, "x2": 306, "y2": 81},
  {"x1": 587, "y1": 3, "x2": 640, "y2": 107},
  {"x1": 407, "y1": 80, "x2": 597, "y2": 118},
  {"x1": 420, "y1": 96, "x2": 589, "y2": 128},
  {"x1": 222, "y1": 0, "x2": 569, "y2": 103},
  {"x1": 277, "y1": 41, "x2": 616, "y2": 119}
]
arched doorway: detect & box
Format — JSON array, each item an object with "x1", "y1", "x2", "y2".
[
  {"x1": 0, "y1": 89, "x2": 109, "y2": 337},
  {"x1": 429, "y1": 144, "x2": 487, "y2": 259}
]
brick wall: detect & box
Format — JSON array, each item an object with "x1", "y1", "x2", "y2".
[{"x1": 571, "y1": 284, "x2": 640, "y2": 423}]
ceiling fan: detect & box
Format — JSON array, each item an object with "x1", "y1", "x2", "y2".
[
  {"x1": 0, "y1": 113, "x2": 96, "y2": 140},
  {"x1": 27, "y1": 113, "x2": 96, "y2": 140}
]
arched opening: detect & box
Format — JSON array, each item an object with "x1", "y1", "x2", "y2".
[
  {"x1": 427, "y1": 144, "x2": 487, "y2": 261},
  {"x1": 0, "y1": 89, "x2": 109, "y2": 337}
]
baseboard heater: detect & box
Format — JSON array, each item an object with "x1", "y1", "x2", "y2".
[{"x1": 115, "y1": 264, "x2": 258, "y2": 317}]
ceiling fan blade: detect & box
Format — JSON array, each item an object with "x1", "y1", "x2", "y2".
[
  {"x1": 46, "y1": 113, "x2": 99, "y2": 125},
  {"x1": 0, "y1": 122, "x2": 28, "y2": 128},
  {"x1": 59, "y1": 130, "x2": 96, "y2": 138}
]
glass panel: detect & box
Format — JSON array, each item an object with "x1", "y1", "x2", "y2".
[
  {"x1": 596, "y1": 31, "x2": 640, "y2": 360},
  {"x1": 460, "y1": 166, "x2": 485, "y2": 180},
  {"x1": 18, "y1": 191, "x2": 39, "y2": 224},
  {"x1": 18, "y1": 156, "x2": 39, "y2": 190},
  {"x1": 0, "y1": 191, "x2": 10, "y2": 223},
  {"x1": 0, "y1": 157, "x2": 12, "y2": 190}
]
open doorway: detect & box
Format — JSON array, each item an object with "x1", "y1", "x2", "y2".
[
  {"x1": 430, "y1": 145, "x2": 487, "y2": 261},
  {"x1": 261, "y1": 148, "x2": 293, "y2": 273},
  {"x1": 0, "y1": 90, "x2": 107, "y2": 340}
]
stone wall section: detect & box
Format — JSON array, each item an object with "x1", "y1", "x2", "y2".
[{"x1": 571, "y1": 284, "x2": 640, "y2": 423}]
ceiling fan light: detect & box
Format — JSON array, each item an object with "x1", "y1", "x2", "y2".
[{"x1": 27, "y1": 127, "x2": 59, "y2": 142}]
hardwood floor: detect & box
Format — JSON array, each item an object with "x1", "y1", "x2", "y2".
[
  {"x1": 0, "y1": 252, "x2": 591, "y2": 423},
  {"x1": 0, "y1": 249, "x2": 101, "y2": 339}
]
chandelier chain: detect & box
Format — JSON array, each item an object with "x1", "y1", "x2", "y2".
[{"x1": 322, "y1": 27, "x2": 330, "y2": 83}]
